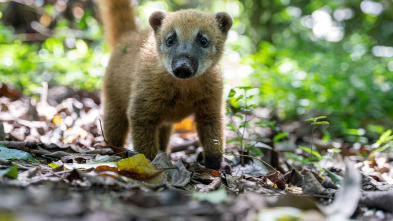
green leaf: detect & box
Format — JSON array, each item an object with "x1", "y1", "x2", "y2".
[
  {"x1": 247, "y1": 104, "x2": 257, "y2": 109},
  {"x1": 316, "y1": 116, "x2": 327, "y2": 120},
  {"x1": 299, "y1": 145, "x2": 321, "y2": 159},
  {"x1": 227, "y1": 124, "x2": 238, "y2": 132},
  {"x1": 228, "y1": 89, "x2": 236, "y2": 98},
  {"x1": 312, "y1": 121, "x2": 330, "y2": 125},
  {"x1": 347, "y1": 129, "x2": 361, "y2": 136},
  {"x1": 328, "y1": 148, "x2": 342, "y2": 153},
  {"x1": 273, "y1": 132, "x2": 289, "y2": 143},
  {"x1": 377, "y1": 130, "x2": 392, "y2": 145},
  {"x1": 226, "y1": 138, "x2": 240, "y2": 143},
  {"x1": 323, "y1": 169, "x2": 343, "y2": 185},
  {"x1": 305, "y1": 118, "x2": 316, "y2": 122},
  {"x1": 237, "y1": 86, "x2": 254, "y2": 90},
  {"x1": 0, "y1": 164, "x2": 18, "y2": 179},
  {"x1": 234, "y1": 114, "x2": 243, "y2": 120},
  {"x1": 256, "y1": 120, "x2": 276, "y2": 128},
  {"x1": 374, "y1": 144, "x2": 391, "y2": 154},
  {"x1": 249, "y1": 147, "x2": 263, "y2": 156},
  {"x1": 193, "y1": 189, "x2": 227, "y2": 204},
  {"x1": 0, "y1": 144, "x2": 39, "y2": 163},
  {"x1": 239, "y1": 121, "x2": 249, "y2": 128},
  {"x1": 235, "y1": 94, "x2": 244, "y2": 101}
]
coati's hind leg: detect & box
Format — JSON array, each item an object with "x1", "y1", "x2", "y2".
[
  {"x1": 158, "y1": 125, "x2": 173, "y2": 152},
  {"x1": 103, "y1": 101, "x2": 129, "y2": 151}
]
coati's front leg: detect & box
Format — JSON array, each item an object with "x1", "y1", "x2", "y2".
[
  {"x1": 195, "y1": 101, "x2": 224, "y2": 170},
  {"x1": 128, "y1": 99, "x2": 162, "y2": 160}
]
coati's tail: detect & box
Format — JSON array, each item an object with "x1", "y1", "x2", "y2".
[{"x1": 98, "y1": 0, "x2": 137, "y2": 50}]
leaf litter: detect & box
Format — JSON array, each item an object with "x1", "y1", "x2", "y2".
[{"x1": 0, "y1": 84, "x2": 393, "y2": 220}]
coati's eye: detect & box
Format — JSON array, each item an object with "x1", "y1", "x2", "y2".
[
  {"x1": 199, "y1": 37, "x2": 209, "y2": 47},
  {"x1": 166, "y1": 36, "x2": 175, "y2": 47}
]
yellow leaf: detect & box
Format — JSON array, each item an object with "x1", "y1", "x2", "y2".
[
  {"x1": 48, "y1": 163, "x2": 62, "y2": 169},
  {"x1": 117, "y1": 154, "x2": 165, "y2": 184},
  {"x1": 52, "y1": 114, "x2": 62, "y2": 125}
]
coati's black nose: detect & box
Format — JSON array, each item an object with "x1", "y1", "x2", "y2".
[
  {"x1": 172, "y1": 56, "x2": 198, "y2": 79},
  {"x1": 173, "y1": 66, "x2": 193, "y2": 78}
]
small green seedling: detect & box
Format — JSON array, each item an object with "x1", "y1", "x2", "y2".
[{"x1": 303, "y1": 116, "x2": 329, "y2": 169}]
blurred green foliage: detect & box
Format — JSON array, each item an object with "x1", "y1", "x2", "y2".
[
  {"x1": 1, "y1": 0, "x2": 393, "y2": 140},
  {"x1": 236, "y1": 0, "x2": 393, "y2": 139},
  {"x1": 0, "y1": 2, "x2": 107, "y2": 94}
]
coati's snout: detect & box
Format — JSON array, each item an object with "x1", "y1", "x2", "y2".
[{"x1": 172, "y1": 55, "x2": 198, "y2": 78}]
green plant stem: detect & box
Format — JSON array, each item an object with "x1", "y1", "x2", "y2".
[
  {"x1": 240, "y1": 90, "x2": 248, "y2": 166},
  {"x1": 311, "y1": 125, "x2": 315, "y2": 171}
]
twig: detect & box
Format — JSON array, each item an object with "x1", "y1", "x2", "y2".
[
  {"x1": 221, "y1": 149, "x2": 285, "y2": 181},
  {"x1": 199, "y1": 176, "x2": 221, "y2": 192}
]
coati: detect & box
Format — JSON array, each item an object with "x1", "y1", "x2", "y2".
[{"x1": 98, "y1": 0, "x2": 233, "y2": 169}]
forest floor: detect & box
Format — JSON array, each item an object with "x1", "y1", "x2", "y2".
[{"x1": 0, "y1": 83, "x2": 393, "y2": 221}]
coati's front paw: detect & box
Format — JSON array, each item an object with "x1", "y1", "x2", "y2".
[{"x1": 204, "y1": 153, "x2": 222, "y2": 170}]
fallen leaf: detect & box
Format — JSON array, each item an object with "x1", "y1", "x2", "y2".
[
  {"x1": 206, "y1": 168, "x2": 221, "y2": 177},
  {"x1": 117, "y1": 154, "x2": 165, "y2": 183},
  {"x1": 95, "y1": 165, "x2": 119, "y2": 173},
  {"x1": 321, "y1": 176, "x2": 338, "y2": 189},
  {"x1": 48, "y1": 163, "x2": 62, "y2": 169},
  {"x1": 152, "y1": 153, "x2": 191, "y2": 187},
  {"x1": 323, "y1": 169, "x2": 343, "y2": 186},
  {"x1": 286, "y1": 169, "x2": 304, "y2": 187},
  {"x1": 302, "y1": 171, "x2": 329, "y2": 195},
  {"x1": 66, "y1": 169, "x2": 83, "y2": 182},
  {"x1": 0, "y1": 164, "x2": 18, "y2": 179},
  {"x1": 0, "y1": 144, "x2": 39, "y2": 163}
]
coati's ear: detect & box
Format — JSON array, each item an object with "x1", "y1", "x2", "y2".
[
  {"x1": 214, "y1": 12, "x2": 233, "y2": 34},
  {"x1": 149, "y1": 10, "x2": 167, "y2": 32}
]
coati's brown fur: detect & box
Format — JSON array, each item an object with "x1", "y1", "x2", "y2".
[{"x1": 98, "y1": 0, "x2": 233, "y2": 169}]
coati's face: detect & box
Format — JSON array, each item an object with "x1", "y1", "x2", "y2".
[{"x1": 149, "y1": 9, "x2": 233, "y2": 79}]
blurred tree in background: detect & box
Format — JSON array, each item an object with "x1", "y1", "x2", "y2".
[{"x1": 1, "y1": 0, "x2": 393, "y2": 141}]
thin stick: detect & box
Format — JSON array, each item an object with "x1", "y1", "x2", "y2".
[{"x1": 218, "y1": 146, "x2": 285, "y2": 181}]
